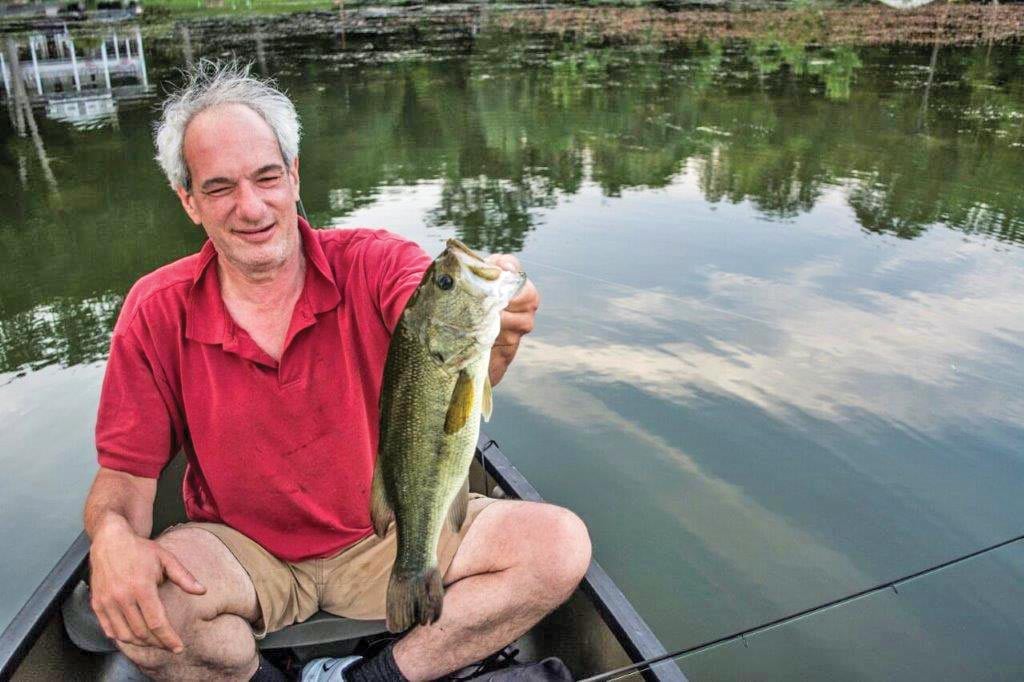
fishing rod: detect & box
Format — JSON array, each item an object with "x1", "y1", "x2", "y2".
[{"x1": 581, "y1": 531, "x2": 1024, "y2": 682}]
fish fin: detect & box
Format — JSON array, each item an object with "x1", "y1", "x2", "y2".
[
  {"x1": 370, "y1": 463, "x2": 393, "y2": 539},
  {"x1": 386, "y1": 566, "x2": 444, "y2": 633},
  {"x1": 481, "y1": 375, "x2": 493, "y2": 423},
  {"x1": 447, "y1": 478, "x2": 470, "y2": 533},
  {"x1": 443, "y1": 370, "x2": 474, "y2": 435}
]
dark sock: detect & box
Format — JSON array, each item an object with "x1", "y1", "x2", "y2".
[
  {"x1": 250, "y1": 654, "x2": 288, "y2": 682},
  {"x1": 347, "y1": 642, "x2": 408, "y2": 682}
]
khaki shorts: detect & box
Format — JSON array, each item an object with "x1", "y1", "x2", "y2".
[{"x1": 182, "y1": 494, "x2": 498, "y2": 637}]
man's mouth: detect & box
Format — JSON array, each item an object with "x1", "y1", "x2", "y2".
[{"x1": 233, "y1": 223, "x2": 276, "y2": 243}]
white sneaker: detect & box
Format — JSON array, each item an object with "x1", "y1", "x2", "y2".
[{"x1": 301, "y1": 656, "x2": 362, "y2": 682}]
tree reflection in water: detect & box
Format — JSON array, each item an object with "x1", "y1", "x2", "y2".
[{"x1": 3, "y1": 28, "x2": 1023, "y2": 374}]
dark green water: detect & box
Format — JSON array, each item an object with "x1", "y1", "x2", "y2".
[{"x1": 3, "y1": 17, "x2": 1024, "y2": 678}]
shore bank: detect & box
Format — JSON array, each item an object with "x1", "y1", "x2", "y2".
[
  {"x1": 496, "y1": 4, "x2": 1024, "y2": 46},
  {"x1": 3, "y1": 3, "x2": 1023, "y2": 46}
]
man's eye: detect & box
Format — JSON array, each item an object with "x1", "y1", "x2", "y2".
[
  {"x1": 258, "y1": 175, "x2": 281, "y2": 185},
  {"x1": 207, "y1": 187, "x2": 231, "y2": 197}
]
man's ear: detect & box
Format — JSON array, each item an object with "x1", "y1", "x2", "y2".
[
  {"x1": 289, "y1": 156, "x2": 300, "y2": 201},
  {"x1": 176, "y1": 185, "x2": 203, "y2": 226}
]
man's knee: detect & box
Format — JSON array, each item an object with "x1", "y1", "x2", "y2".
[
  {"x1": 154, "y1": 529, "x2": 233, "y2": 622},
  {"x1": 118, "y1": 579, "x2": 255, "y2": 679},
  {"x1": 118, "y1": 528, "x2": 258, "y2": 678},
  {"x1": 155, "y1": 527, "x2": 258, "y2": 618},
  {"x1": 520, "y1": 505, "x2": 592, "y2": 604},
  {"x1": 119, "y1": 628, "x2": 255, "y2": 680}
]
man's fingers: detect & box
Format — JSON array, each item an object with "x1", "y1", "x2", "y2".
[
  {"x1": 506, "y1": 280, "x2": 539, "y2": 312},
  {"x1": 139, "y1": 591, "x2": 185, "y2": 653},
  {"x1": 485, "y1": 253, "x2": 522, "y2": 272},
  {"x1": 123, "y1": 602, "x2": 158, "y2": 646},
  {"x1": 159, "y1": 549, "x2": 205, "y2": 595},
  {"x1": 105, "y1": 607, "x2": 138, "y2": 645},
  {"x1": 93, "y1": 606, "x2": 117, "y2": 642},
  {"x1": 498, "y1": 310, "x2": 535, "y2": 338}
]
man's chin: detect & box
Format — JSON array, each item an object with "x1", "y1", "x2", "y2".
[{"x1": 224, "y1": 243, "x2": 291, "y2": 275}]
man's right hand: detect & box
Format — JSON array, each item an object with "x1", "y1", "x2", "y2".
[{"x1": 88, "y1": 516, "x2": 206, "y2": 653}]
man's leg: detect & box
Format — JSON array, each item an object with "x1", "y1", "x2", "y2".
[
  {"x1": 117, "y1": 527, "x2": 262, "y2": 681},
  {"x1": 392, "y1": 501, "x2": 592, "y2": 681}
]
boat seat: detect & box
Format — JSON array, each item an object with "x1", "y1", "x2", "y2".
[{"x1": 62, "y1": 580, "x2": 388, "y2": 653}]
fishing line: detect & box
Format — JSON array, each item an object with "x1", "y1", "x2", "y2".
[
  {"x1": 478, "y1": 438, "x2": 498, "y2": 495},
  {"x1": 581, "y1": 531, "x2": 1024, "y2": 682}
]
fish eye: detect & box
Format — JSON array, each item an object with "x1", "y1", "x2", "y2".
[{"x1": 436, "y1": 274, "x2": 454, "y2": 291}]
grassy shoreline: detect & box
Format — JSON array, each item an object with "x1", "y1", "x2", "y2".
[
  {"x1": 140, "y1": 1, "x2": 1024, "y2": 46},
  {"x1": 495, "y1": 3, "x2": 1024, "y2": 46},
  {"x1": 5, "y1": 0, "x2": 1021, "y2": 46},
  {"x1": 136, "y1": 0, "x2": 1018, "y2": 17}
]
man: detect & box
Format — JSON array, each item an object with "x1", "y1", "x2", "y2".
[{"x1": 84, "y1": 61, "x2": 591, "y2": 682}]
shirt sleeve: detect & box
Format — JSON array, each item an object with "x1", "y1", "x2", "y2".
[
  {"x1": 373, "y1": 234, "x2": 433, "y2": 333},
  {"x1": 95, "y1": 319, "x2": 181, "y2": 479}
]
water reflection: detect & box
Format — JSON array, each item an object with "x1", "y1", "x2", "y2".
[
  {"x1": 2, "y1": 18, "x2": 1024, "y2": 663},
  {"x1": 484, "y1": 179, "x2": 1024, "y2": 647},
  {"x1": 1, "y1": 26, "x2": 151, "y2": 130},
  {"x1": 0, "y1": 295, "x2": 121, "y2": 374}
]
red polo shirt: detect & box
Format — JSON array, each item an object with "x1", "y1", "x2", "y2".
[{"x1": 95, "y1": 218, "x2": 432, "y2": 561}]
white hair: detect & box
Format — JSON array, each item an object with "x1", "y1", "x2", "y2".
[{"x1": 153, "y1": 59, "x2": 301, "y2": 191}]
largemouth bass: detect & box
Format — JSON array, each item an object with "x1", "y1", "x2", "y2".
[{"x1": 371, "y1": 239, "x2": 526, "y2": 633}]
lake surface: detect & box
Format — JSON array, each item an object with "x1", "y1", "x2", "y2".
[{"x1": 2, "y1": 13, "x2": 1024, "y2": 678}]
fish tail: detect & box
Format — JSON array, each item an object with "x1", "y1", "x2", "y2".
[{"x1": 386, "y1": 566, "x2": 444, "y2": 633}]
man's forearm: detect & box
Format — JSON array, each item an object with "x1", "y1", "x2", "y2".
[{"x1": 84, "y1": 467, "x2": 158, "y2": 540}]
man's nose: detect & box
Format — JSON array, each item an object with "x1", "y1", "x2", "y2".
[{"x1": 235, "y1": 180, "x2": 265, "y2": 223}]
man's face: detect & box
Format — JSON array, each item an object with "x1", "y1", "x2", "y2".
[{"x1": 176, "y1": 103, "x2": 301, "y2": 275}]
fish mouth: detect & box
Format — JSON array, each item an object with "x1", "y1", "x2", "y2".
[
  {"x1": 445, "y1": 239, "x2": 526, "y2": 306},
  {"x1": 446, "y1": 238, "x2": 484, "y2": 263}
]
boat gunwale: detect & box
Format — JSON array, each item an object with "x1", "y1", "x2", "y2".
[
  {"x1": 0, "y1": 532, "x2": 90, "y2": 679},
  {"x1": 0, "y1": 433, "x2": 687, "y2": 682},
  {"x1": 474, "y1": 435, "x2": 687, "y2": 682}
]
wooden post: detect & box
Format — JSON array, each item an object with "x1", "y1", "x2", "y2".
[
  {"x1": 180, "y1": 24, "x2": 194, "y2": 66},
  {"x1": 0, "y1": 49, "x2": 9, "y2": 97},
  {"x1": 3, "y1": 39, "x2": 27, "y2": 136},
  {"x1": 68, "y1": 36, "x2": 80, "y2": 92},
  {"x1": 113, "y1": 30, "x2": 120, "y2": 60},
  {"x1": 255, "y1": 32, "x2": 267, "y2": 74},
  {"x1": 0, "y1": 49, "x2": 16, "y2": 134},
  {"x1": 916, "y1": 40, "x2": 940, "y2": 134},
  {"x1": 15, "y1": 147, "x2": 27, "y2": 190},
  {"x1": 7, "y1": 37, "x2": 61, "y2": 198},
  {"x1": 29, "y1": 36, "x2": 42, "y2": 95},
  {"x1": 100, "y1": 39, "x2": 111, "y2": 90},
  {"x1": 134, "y1": 27, "x2": 147, "y2": 89}
]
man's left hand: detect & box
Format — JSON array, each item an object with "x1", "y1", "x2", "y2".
[{"x1": 485, "y1": 254, "x2": 539, "y2": 386}]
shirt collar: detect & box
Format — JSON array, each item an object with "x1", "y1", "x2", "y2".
[{"x1": 185, "y1": 216, "x2": 341, "y2": 345}]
